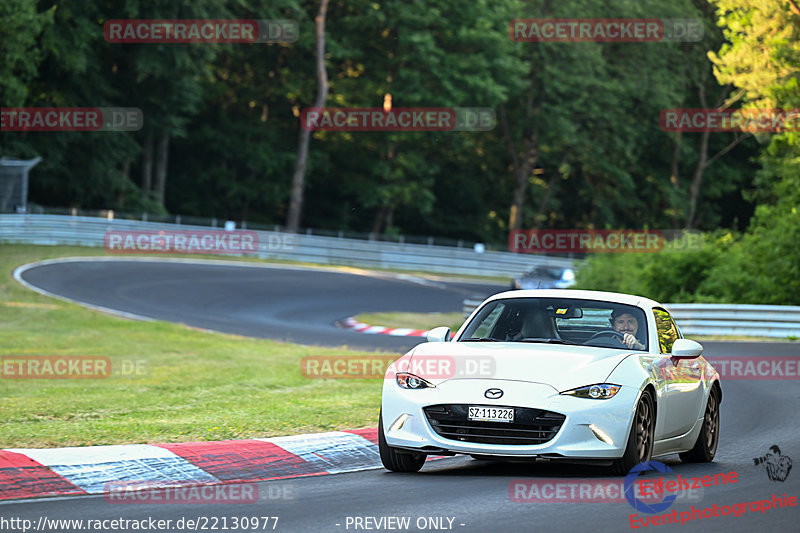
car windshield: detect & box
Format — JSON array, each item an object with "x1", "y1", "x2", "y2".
[
  {"x1": 525, "y1": 267, "x2": 564, "y2": 279},
  {"x1": 459, "y1": 297, "x2": 648, "y2": 351}
]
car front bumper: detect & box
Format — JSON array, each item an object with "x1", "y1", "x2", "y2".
[{"x1": 381, "y1": 378, "x2": 639, "y2": 459}]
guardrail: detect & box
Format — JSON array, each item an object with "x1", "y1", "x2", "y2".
[
  {"x1": 0, "y1": 214, "x2": 573, "y2": 278},
  {"x1": 461, "y1": 297, "x2": 800, "y2": 339},
  {"x1": 666, "y1": 304, "x2": 800, "y2": 338}
]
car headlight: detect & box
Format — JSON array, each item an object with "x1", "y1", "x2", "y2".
[
  {"x1": 561, "y1": 383, "x2": 621, "y2": 399},
  {"x1": 396, "y1": 372, "x2": 434, "y2": 389}
]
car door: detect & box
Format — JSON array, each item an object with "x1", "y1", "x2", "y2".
[{"x1": 654, "y1": 308, "x2": 705, "y2": 438}]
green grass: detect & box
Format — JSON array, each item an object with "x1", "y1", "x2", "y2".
[
  {"x1": 6, "y1": 242, "x2": 783, "y2": 449},
  {"x1": 355, "y1": 311, "x2": 466, "y2": 333},
  {"x1": 0, "y1": 244, "x2": 403, "y2": 448}
]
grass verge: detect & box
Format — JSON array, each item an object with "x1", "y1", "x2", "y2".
[
  {"x1": 355, "y1": 312, "x2": 466, "y2": 333},
  {"x1": 0, "y1": 244, "x2": 400, "y2": 448}
]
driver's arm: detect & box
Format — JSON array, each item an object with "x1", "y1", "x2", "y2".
[{"x1": 622, "y1": 333, "x2": 645, "y2": 350}]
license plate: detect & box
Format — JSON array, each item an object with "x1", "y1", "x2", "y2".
[{"x1": 468, "y1": 406, "x2": 514, "y2": 423}]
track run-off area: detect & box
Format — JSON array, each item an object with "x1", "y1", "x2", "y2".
[{"x1": 3, "y1": 257, "x2": 799, "y2": 533}]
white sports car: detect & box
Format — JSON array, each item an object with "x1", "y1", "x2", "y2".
[{"x1": 379, "y1": 289, "x2": 721, "y2": 474}]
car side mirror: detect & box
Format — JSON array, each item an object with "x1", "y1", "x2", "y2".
[
  {"x1": 426, "y1": 326, "x2": 451, "y2": 343},
  {"x1": 671, "y1": 338, "x2": 703, "y2": 359}
]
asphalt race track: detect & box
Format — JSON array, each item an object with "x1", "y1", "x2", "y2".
[
  {"x1": 15, "y1": 258, "x2": 504, "y2": 351},
  {"x1": 4, "y1": 258, "x2": 800, "y2": 532}
]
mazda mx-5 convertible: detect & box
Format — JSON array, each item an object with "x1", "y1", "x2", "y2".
[{"x1": 379, "y1": 290, "x2": 721, "y2": 474}]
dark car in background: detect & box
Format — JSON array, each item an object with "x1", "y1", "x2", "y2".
[{"x1": 511, "y1": 266, "x2": 575, "y2": 290}]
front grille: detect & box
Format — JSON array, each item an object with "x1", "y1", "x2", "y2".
[{"x1": 423, "y1": 404, "x2": 565, "y2": 445}]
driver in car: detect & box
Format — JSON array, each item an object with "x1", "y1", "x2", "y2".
[{"x1": 611, "y1": 309, "x2": 646, "y2": 350}]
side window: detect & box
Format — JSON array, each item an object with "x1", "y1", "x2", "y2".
[{"x1": 653, "y1": 308, "x2": 679, "y2": 354}]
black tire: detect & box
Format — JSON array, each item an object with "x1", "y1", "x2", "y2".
[
  {"x1": 611, "y1": 389, "x2": 655, "y2": 475},
  {"x1": 680, "y1": 388, "x2": 719, "y2": 463},
  {"x1": 378, "y1": 410, "x2": 426, "y2": 473}
]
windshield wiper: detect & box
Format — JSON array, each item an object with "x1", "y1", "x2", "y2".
[
  {"x1": 516, "y1": 337, "x2": 579, "y2": 345},
  {"x1": 462, "y1": 337, "x2": 499, "y2": 342}
]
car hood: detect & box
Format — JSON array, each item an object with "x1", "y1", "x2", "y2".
[{"x1": 395, "y1": 341, "x2": 634, "y2": 392}]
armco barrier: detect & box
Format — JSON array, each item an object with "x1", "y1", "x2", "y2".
[
  {"x1": 4, "y1": 213, "x2": 797, "y2": 338},
  {"x1": 461, "y1": 298, "x2": 800, "y2": 339},
  {"x1": 0, "y1": 214, "x2": 572, "y2": 277},
  {"x1": 666, "y1": 304, "x2": 800, "y2": 338}
]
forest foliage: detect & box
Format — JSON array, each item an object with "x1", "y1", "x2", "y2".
[{"x1": 1, "y1": 0, "x2": 797, "y2": 302}]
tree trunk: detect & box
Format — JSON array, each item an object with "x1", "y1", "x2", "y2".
[
  {"x1": 117, "y1": 158, "x2": 130, "y2": 206},
  {"x1": 686, "y1": 128, "x2": 709, "y2": 230},
  {"x1": 499, "y1": 98, "x2": 539, "y2": 231},
  {"x1": 154, "y1": 131, "x2": 170, "y2": 206},
  {"x1": 370, "y1": 141, "x2": 400, "y2": 235},
  {"x1": 685, "y1": 84, "x2": 744, "y2": 230},
  {"x1": 141, "y1": 130, "x2": 153, "y2": 194},
  {"x1": 371, "y1": 204, "x2": 391, "y2": 235},
  {"x1": 669, "y1": 130, "x2": 682, "y2": 229},
  {"x1": 286, "y1": 0, "x2": 330, "y2": 233},
  {"x1": 532, "y1": 154, "x2": 567, "y2": 228},
  {"x1": 507, "y1": 141, "x2": 539, "y2": 230}
]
